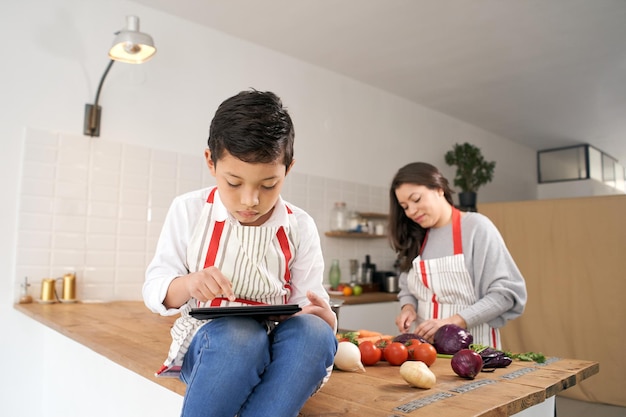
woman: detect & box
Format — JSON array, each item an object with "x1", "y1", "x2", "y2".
[{"x1": 390, "y1": 162, "x2": 526, "y2": 349}]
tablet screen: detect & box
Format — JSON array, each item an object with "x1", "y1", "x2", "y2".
[{"x1": 189, "y1": 304, "x2": 301, "y2": 320}]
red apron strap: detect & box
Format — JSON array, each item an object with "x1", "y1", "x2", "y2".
[
  {"x1": 206, "y1": 187, "x2": 217, "y2": 203},
  {"x1": 210, "y1": 297, "x2": 267, "y2": 307},
  {"x1": 451, "y1": 207, "x2": 463, "y2": 255},
  {"x1": 203, "y1": 220, "x2": 225, "y2": 269}
]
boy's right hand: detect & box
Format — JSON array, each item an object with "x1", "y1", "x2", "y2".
[
  {"x1": 186, "y1": 266, "x2": 236, "y2": 303},
  {"x1": 164, "y1": 266, "x2": 235, "y2": 308}
]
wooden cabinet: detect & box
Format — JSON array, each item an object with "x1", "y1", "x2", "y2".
[{"x1": 479, "y1": 195, "x2": 626, "y2": 407}]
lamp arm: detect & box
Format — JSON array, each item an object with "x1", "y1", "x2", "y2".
[
  {"x1": 94, "y1": 59, "x2": 115, "y2": 108},
  {"x1": 85, "y1": 59, "x2": 115, "y2": 137}
]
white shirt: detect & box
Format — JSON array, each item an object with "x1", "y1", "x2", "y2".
[{"x1": 143, "y1": 187, "x2": 329, "y2": 316}]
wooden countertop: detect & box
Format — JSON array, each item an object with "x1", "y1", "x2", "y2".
[{"x1": 14, "y1": 301, "x2": 598, "y2": 417}]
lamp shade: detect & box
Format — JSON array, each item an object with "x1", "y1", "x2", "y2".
[{"x1": 108, "y1": 15, "x2": 156, "y2": 64}]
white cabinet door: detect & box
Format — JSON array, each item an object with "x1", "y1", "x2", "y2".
[{"x1": 338, "y1": 302, "x2": 399, "y2": 335}]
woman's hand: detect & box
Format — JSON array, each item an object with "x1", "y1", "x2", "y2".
[
  {"x1": 413, "y1": 314, "x2": 467, "y2": 343},
  {"x1": 164, "y1": 266, "x2": 235, "y2": 309},
  {"x1": 299, "y1": 290, "x2": 336, "y2": 329},
  {"x1": 396, "y1": 304, "x2": 417, "y2": 333}
]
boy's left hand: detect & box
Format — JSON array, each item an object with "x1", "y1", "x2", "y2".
[{"x1": 299, "y1": 290, "x2": 336, "y2": 330}]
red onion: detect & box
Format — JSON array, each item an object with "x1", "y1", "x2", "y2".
[
  {"x1": 451, "y1": 349, "x2": 483, "y2": 379},
  {"x1": 433, "y1": 324, "x2": 473, "y2": 354}
]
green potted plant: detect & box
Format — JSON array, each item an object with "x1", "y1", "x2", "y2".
[{"x1": 444, "y1": 142, "x2": 496, "y2": 209}]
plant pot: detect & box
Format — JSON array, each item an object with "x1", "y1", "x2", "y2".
[{"x1": 458, "y1": 192, "x2": 477, "y2": 209}]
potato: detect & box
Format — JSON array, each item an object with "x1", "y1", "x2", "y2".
[{"x1": 400, "y1": 361, "x2": 436, "y2": 389}]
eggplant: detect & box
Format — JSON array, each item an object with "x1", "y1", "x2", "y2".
[
  {"x1": 474, "y1": 346, "x2": 512, "y2": 369},
  {"x1": 392, "y1": 333, "x2": 428, "y2": 344}
]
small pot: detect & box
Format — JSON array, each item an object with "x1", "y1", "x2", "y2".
[
  {"x1": 458, "y1": 192, "x2": 477, "y2": 209},
  {"x1": 385, "y1": 275, "x2": 399, "y2": 293}
]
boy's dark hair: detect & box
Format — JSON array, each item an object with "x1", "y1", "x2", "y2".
[
  {"x1": 208, "y1": 90, "x2": 295, "y2": 169},
  {"x1": 388, "y1": 162, "x2": 455, "y2": 272}
]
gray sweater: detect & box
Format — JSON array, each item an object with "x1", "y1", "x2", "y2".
[{"x1": 398, "y1": 212, "x2": 527, "y2": 329}]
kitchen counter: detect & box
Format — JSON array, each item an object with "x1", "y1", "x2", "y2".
[
  {"x1": 16, "y1": 301, "x2": 185, "y2": 395},
  {"x1": 14, "y1": 301, "x2": 598, "y2": 416},
  {"x1": 328, "y1": 291, "x2": 398, "y2": 305}
]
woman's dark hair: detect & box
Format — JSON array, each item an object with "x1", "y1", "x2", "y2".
[
  {"x1": 208, "y1": 89, "x2": 294, "y2": 169},
  {"x1": 388, "y1": 162, "x2": 455, "y2": 271}
]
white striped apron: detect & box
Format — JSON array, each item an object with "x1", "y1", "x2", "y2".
[
  {"x1": 408, "y1": 207, "x2": 501, "y2": 349},
  {"x1": 156, "y1": 187, "x2": 299, "y2": 377}
]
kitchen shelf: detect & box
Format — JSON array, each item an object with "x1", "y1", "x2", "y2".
[
  {"x1": 324, "y1": 231, "x2": 386, "y2": 238},
  {"x1": 325, "y1": 211, "x2": 388, "y2": 239},
  {"x1": 355, "y1": 212, "x2": 388, "y2": 219}
]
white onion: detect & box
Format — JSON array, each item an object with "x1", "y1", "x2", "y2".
[{"x1": 334, "y1": 341, "x2": 366, "y2": 372}]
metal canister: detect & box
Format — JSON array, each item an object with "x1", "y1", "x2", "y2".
[
  {"x1": 40, "y1": 278, "x2": 57, "y2": 302},
  {"x1": 61, "y1": 273, "x2": 76, "y2": 302},
  {"x1": 385, "y1": 275, "x2": 399, "y2": 293}
]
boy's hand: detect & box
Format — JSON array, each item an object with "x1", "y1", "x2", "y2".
[
  {"x1": 187, "y1": 266, "x2": 236, "y2": 303},
  {"x1": 164, "y1": 266, "x2": 235, "y2": 309},
  {"x1": 300, "y1": 290, "x2": 336, "y2": 329}
]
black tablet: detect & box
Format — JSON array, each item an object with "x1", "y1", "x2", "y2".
[{"x1": 189, "y1": 304, "x2": 301, "y2": 320}]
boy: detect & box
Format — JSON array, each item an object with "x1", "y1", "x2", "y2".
[{"x1": 143, "y1": 90, "x2": 337, "y2": 417}]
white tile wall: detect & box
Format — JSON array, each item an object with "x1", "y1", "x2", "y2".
[{"x1": 16, "y1": 128, "x2": 396, "y2": 303}]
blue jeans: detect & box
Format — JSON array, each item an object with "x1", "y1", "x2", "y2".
[{"x1": 179, "y1": 314, "x2": 337, "y2": 417}]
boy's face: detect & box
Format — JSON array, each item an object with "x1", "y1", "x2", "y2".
[{"x1": 206, "y1": 149, "x2": 293, "y2": 226}]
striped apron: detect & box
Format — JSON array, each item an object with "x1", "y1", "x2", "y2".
[
  {"x1": 408, "y1": 207, "x2": 501, "y2": 349},
  {"x1": 156, "y1": 187, "x2": 298, "y2": 377}
]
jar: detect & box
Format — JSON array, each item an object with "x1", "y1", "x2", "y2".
[
  {"x1": 347, "y1": 211, "x2": 360, "y2": 232},
  {"x1": 329, "y1": 259, "x2": 341, "y2": 289},
  {"x1": 329, "y1": 202, "x2": 348, "y2": 231}
]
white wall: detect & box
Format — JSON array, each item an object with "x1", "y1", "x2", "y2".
[
  {"x1": 15, "y1": 128, "x2": 397, "y2": 303},
  {"x1": 0, "y1": 0, "x2": 537, "y2": 415}
]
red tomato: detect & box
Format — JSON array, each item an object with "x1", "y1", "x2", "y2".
[
  {"x1": 384, "y1": 342, "x2": 409, "y2": 366},
  {"x1": 412, "y1": 342, "x2": 437, "y2": 367},
  {"x1": 358, "y1": 341, "x2": 382, "y2": 366},
  {"x1": 405, "y1": 339, "x2": 423, "y2": 360},
  {"x1": 375, "y1": 337, "x2": 391, "y2": 356}
]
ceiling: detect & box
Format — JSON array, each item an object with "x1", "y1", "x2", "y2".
[{"x1": 136, "y1": 0, "x2": 626, "y2": 165}]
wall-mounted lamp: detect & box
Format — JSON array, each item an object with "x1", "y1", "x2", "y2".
[{"x1": 84, "y1": 16, "x2": 156, "y2": 137}]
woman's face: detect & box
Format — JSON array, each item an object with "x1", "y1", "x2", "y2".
[
  {"x1": 394, "y1": 183, "x2": 451, "y2": 228},
  {"x1": 206, "y1": 149, "x2": 292, "y2": 226}
]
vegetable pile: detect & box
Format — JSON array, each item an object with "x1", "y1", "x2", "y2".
[
  {"x1": 333, "y1": 328, "x2": 546, "y2": 391},
  {"x1": 334, "y1": 329, "x2": 437, "y2": 371}
]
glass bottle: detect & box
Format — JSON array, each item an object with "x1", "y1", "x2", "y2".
[
  {"x1": 329, "y1": 202, "x2": 348, "y2": 231},
  {"x1": 19, "y1": 276, "x2": 32, "y2": 304},
  {"x1": 329, "y1": 259, "x2": 341, "y2": 290}
]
